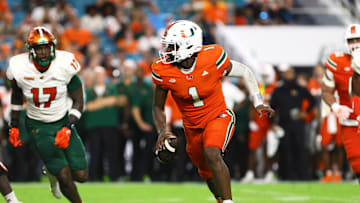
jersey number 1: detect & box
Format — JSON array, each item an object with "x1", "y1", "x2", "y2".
[
  {"x1": 31, "y1": 87, "x2": 57, "y2": 108},
  {"x1": 189, "y1": 86, "x2": 204, "y2": 107}
]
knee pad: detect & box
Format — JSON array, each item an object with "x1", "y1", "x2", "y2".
[{"x1": 0, "y1": 162, "x2": 8, "y2": 175}]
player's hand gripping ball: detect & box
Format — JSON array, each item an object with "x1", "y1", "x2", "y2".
[{"x1": 155, "y1": 132, "x2": 178, "y2": 164}]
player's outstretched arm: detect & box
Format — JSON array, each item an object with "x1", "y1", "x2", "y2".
[
  {"x1": 9, "y1": 81, "x2": 23, "y2": 147},
  {"x1": 224, "y1": 60, "x2": 275, "y2": 117}
]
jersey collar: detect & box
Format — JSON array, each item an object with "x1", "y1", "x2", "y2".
[{"x1": 179, "y1": 57, "x2": 197, "y2": 74}]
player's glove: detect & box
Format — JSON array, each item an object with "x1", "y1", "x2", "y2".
[
  {"x1": 9, "y1": 127, "x2": 21, "y2": 147},
  {"x1": 331, "y1": 103, "x2": 353, "y2": 121},
  {"x1": 9, "y1": 119, "x2": 22, "y2": 147},
  {"x1": 55, "y1": 126, "x2": 71, "y2": 149}
]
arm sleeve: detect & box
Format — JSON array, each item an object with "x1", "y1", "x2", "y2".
[{"x1": 228, "y1": 60, "x2": 263, "y2": 107}]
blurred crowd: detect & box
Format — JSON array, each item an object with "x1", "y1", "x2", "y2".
[{"x1": 0, "y1": 0, "x2": 354, "y2": 184}]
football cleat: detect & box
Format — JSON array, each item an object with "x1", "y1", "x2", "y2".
[
  {"x1": 155, "y1": 135, "x2": 178, "y2": 164},
  {"x1": 241, "y1": 170, "x2": 255, "y2": 184},
  {"x1": 43, "y1": 166, "x2": 62, "y2": 199}
]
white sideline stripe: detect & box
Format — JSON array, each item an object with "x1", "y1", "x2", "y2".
[{"x1": 241, "y1": 189, "x2": 358, "y2": 202}]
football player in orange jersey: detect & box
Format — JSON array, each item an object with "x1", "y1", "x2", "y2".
[
  {"x1": 152, "y1": 20, "x2": 274, "y2": 203},
  {"x1": 322, "y1": 24, "x2": 360, "y2": 183},
  {"x1": 347, "y1": 24, "x2": 360, "y2": 183}
]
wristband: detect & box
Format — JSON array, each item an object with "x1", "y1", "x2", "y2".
[
  {"x1": 11, "y1": 104, "x2": 23, "y2": 111},
  {"x1": 69, "y1": 108, "x2": 82, "y2": 119}
]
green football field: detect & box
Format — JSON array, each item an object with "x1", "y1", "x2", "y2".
[{"x1": 11, "y1": 182, "x2": 360, "y2": 203}]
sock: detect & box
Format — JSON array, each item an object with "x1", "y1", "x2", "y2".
[
  {"x1": 4, "y1": 191, "x2": 19, "y2": 203},
  {"x1": 223, "y1": 200, "x2": 233, "y2": 203}
]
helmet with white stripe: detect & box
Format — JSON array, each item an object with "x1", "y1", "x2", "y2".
[
  {"x1": 159, "y1": 20, "x2": 203, "y2": 64},
  {"x1": 27, "y1": 26, "x2": 57, "y2": 68}
]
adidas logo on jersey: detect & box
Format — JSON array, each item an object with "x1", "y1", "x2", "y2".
[{"x1": 202, "y1": 70, "x2": 209, "y2": 76}]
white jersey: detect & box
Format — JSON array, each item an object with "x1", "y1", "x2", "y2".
[{"x1": 6, "y1": 50, "x2": 81, "y2": 122}]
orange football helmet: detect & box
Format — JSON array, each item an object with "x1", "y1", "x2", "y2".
[{"x1": 26, "y1": 26, "x2": 57, "y2": 67}]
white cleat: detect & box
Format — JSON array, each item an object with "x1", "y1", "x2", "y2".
[
  {"x1": 241, "y1": 170, "x2": 255, "y2": 184},
  {"x1": 43, "y1": 167, "x2": 62, "y2": 199},
  {"x1": 263, "y1": 171, "x2": 277, "y2": 184}
]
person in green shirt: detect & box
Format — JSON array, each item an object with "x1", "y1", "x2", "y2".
[
  {"x1": 83, "y1": 66, "x2": 127, "y2": 181},
  {"x1": 129, "y1": 66, "x2": 156, "y2": 181}
]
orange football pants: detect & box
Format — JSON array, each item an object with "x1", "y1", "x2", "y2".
[
  {"x1": 320, "y1": 115, "x2": 342, "y2": 146},
  {"x1": 184, "y1": 109, "x2": 235, "y2": 179}
]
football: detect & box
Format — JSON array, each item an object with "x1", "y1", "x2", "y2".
[{"x1": 155, "y1": 135, "x2": 178, "y2": 164}]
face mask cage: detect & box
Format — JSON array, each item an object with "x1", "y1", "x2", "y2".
[
  {"x1": 28, "y1": 42, "x2": 56, "y2": 66},
  {"x1": 347, "y1": 39, "x2": 360, "y2": 54},
  {"x1": 159, "y1": 41, "x2": 179, "y2": 64}
]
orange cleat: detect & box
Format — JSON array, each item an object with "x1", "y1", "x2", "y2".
[
  {"x1": 333, "y1": 173, "x2": 342, "y2": 183},
  {"x1": 321, "y1": 172, "x2": 333, "y2": 183}
]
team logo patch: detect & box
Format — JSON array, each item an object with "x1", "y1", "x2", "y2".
[
  {"x1": 186, "y1": 74, "x2": 193, "y2": 80},
  {"x1": 344, "y1": 67, "x2": 351, "y2": 72},
  {"x1": 202, "y1": 70, "x2": 209, "y2": 76},
  {"x1": 169, "y1": 78, "x2": 176, "y2": 83},
  {"x1": 351, "y1": 25, "x2": 356, "y2": 34}
]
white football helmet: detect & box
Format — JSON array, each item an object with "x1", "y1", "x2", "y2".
[
  {"x1": 159, "y1": 20, "x2": 203, "y2": 64},
  {"x1": 344, "y1": 24, "x2": 360, "y2": 54}
]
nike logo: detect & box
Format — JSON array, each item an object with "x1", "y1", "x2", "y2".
[
  {"x1": 24, "y1": 77, "x2": 34, "y2": 80},
  {"x1": 202, "y1": 70, "x2": 209, "y2": 76}
]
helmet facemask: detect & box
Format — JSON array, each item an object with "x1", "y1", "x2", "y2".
[
  {"x1": 28, "y1": 42, "x2": 56, "y2": 67},
  {"x1": 159, "y1": 41, "x2": 179, "y2": 64}
]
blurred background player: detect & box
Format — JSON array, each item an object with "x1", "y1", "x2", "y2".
[
  {"x1": 6, "y1": 26, "x2": 88, "y2": 203},
  {"x1": 152, "y1": 20, "x2": 274, "y2": 203},
  {"x1": 241, "y1": 63, "x2": 279, "y2": 183},
  {"x1": 322, "y1": 24, "x2": 360, "y2": 183},
  {"x1": 0, "y1": 162, "x2": 21, "y2": 203}
]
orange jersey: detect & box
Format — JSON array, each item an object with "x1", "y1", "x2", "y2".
[
  {"x1": 152, "y1": 44, "x2": 231, "y2": 129},
  {"x1": 324, "y1": 52, "x2": 353, "y2": 108},
  {"x1": 165, "y1": 93, "x2": 182, "y2": 124}
]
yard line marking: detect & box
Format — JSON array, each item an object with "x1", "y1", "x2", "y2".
[{"x1": 241, "y1": 189, "x2": 359, "y2": 203}]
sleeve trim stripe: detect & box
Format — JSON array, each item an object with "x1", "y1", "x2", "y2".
[
  {"x1": 152, "y1": 71, "x2": 163, "y2": 82},
  {"x1": 326, "y1": 58, "x2": 337, "y2": 69},
  {"x1": 216, "y1": 52, "x2": 228, "y2": 70}
]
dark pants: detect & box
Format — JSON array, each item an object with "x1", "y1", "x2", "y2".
[
  {"x1": 224, "y1": 130, "x2": 249, "y2": 179},
  {"x1": 130, "y1": 128, "x2": 157, "y2": 181},
  {"x1": 278, "y1": 121, "x2": 309, "y2": 180},
  {"x1": 87, "y1": 127, "x2": 120, "y2": 181}
]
